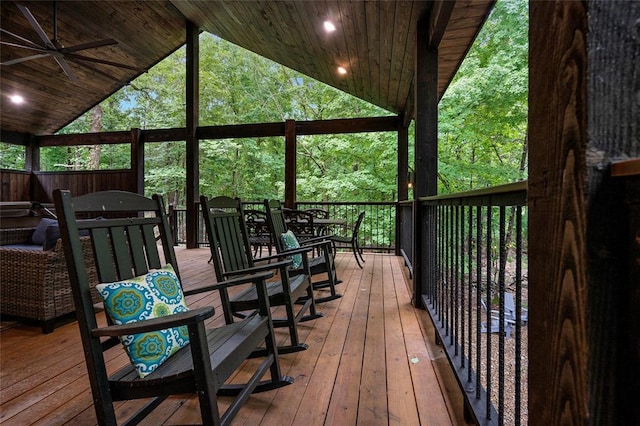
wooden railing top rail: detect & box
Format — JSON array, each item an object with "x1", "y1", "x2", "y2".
[
  {"x1": 419, "y1": 181, "x2": 527, "y2": 206},
  {"x1": 611, "y1": 158, "x2": 640, "y2": 177}
]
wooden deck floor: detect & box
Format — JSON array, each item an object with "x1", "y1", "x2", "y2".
[{"x1": 0, "y1": 249, "x2": 467, "y2": 425}]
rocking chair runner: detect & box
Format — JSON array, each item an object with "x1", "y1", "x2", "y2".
[
  {"x1": 200, "y1": 196, "x2": 322, "y2": 355},
  {"x1": 53, "y1": 190, "x2": 292, "y2": 426},
  {"x1": 264, "y1": 199, "x2": 342, "y2": 303}
]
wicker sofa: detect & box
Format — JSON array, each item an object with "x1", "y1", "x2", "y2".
[{"x1": 0, "y1": 226, "x2": 99, "y2": 333}]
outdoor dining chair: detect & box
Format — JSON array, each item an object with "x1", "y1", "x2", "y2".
[
  {"x1": 244, "y1": 208, "x2": 273, "y2": 257},
  {"x1": 331, "y1": 211, "x2": 366, "y2": 268}
]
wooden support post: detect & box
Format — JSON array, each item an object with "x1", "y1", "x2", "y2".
[
  {"x1": 25, "y1": 134, "x2": 38, "y2": 173},
  {"x1": 26, "y1": 134, "x2": 39, "y2": 201},
  {"x1": 529, "y1": 1, "x2": 639, "y2": 423},
  {"x1": 413, "y1": 13, "x2": 438, "y2": 308},
  {"x1": 185, "y1": 20, "x2": 199, "y2": 248},
  {"x1": 130, "y1": 128, "x2": 143, "y2": 195},
  {"x1": 284, "y1": 119, "x2": 296, "y2": 209},
  {"x1": 397, "y1": 115, "x2": 409, "y2": 256}
]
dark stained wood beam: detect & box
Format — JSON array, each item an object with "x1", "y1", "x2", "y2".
[
  {"x1": 284, "y1": 120, "x2": 296, "y2": 209},
  {"x1": 198, "y1": 122, "x2": 285, "y2": 139},
  {"x1": 414, "y1": 22, "x2": 438, "y2": 198},
  {"x1": 396, "y1": 114, "x2": 409, "y2": 257},
  {"x1": 185, "y1": 20, "x2": 199, "y2": 249},
  {"x1": 142, "y1": 128, "x2": 188, "y2": 143},
  {"x1": 35, "y1": 117, "x2": 398, "y2": 148},
  {"x1": 25, "y1": 134, "x2": 38, "y2": 174},
  {"x1": 37, "y1": 131, "x2": 132, "y2": 147},
  {"x1": 0, "y1": 130, "x2": 30, "y2": 146},
  {"x1": 429, "y1": 0, "x2": 456, "y2": 48},
  {"x1": 297, "y1": 116, "x2": 399, "y2": 135},
  {"x1": 413, "y1": 12, "x2": 439, "y2": 310},
  {"x1": 130, "y1": 128, "x2": 143, "y2": 195},
  {"x1": 529, "y1": 1, "x2": 589, "y2": 424},
  {"x1": 397, "y1": 114, "x2": 409, "y2": 203},
  {"x1": 611, "y1": 158, "x2": 640, "y2": 177}
]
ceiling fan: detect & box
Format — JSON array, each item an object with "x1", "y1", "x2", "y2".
[{"x1": 0, "y1": 1, "x2": 145, "y2": 82}]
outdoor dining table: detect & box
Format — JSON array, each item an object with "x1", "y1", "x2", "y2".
[{"x1": 309, "y1": 218, "x2": 346, "y2": 236}]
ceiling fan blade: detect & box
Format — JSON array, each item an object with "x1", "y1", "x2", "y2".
[
  {"x1": 1, "y1": 53, "x2": 49, "y2": 66},
  {"x1": 0, "y1": 40, "x2": 47, "y2": 52},
  {"x1": 62, "y1": 38, "x2": 118, "y2": 53},
  {"x1": 51, "y1": 55, "x2": 78, "y2": 82},
  {"x1": 16, "y1": 4, "x2": 56, "y2": 50},
  {"x1": 0, "y1": 28, "x2": 45, "y2": 49},
  {"x1": 65, "y1": 53, "x2": 146, "y2": 72}
]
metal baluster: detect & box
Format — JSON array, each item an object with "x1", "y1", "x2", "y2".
[
  {"x1": 485, "y1": 206, "x2": 492, "y2": 421},
  {"x1": 454, "y1": 205, "x2": 460, "y2": 352},
  {"x1": 475, "y1": 205, "x2": 482, "y2": 401},
  {"x1": 467, "y1": 205, "x2": 473, "y2": 383},
  {"x1": 447, "y1": 205, "x2": 452, "y2": 340},
  {"x1": 515, "y1": 205, "x2": 523, "y2": 426},
  {"x1": 460, "y1": 204, "x2": 465, "y2": 367},
  {"x1": 498, "y1": 206, "x2": 506, "y2": 424}
]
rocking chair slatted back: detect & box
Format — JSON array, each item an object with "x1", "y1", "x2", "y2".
[
  {"x1": 201, "y1": 195, "x2": 322, "y2": 354},
  {"x1": 54, "y1": 189, "x2": 292, "y2": 426},
  {"x1": 201, "y1": 197, "x2": 253, "y2": 279}
]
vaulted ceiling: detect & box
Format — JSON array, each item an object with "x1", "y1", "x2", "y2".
[{"x1": 0, "y1": 1, "x2": 494, "y2": 136}]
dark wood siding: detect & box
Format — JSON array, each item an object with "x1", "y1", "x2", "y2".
[
  {"x1": 0, "y1": 170, "x2": 30, "y2": 201},
  {"x1": 32, "y1": 171, "x2": 136, "y2": 202}
]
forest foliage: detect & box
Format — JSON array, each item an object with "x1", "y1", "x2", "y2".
[{"x1": 0, "y1": 0, "x2": 528, "y2": 207}]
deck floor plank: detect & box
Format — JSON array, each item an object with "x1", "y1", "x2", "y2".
[
  {"x1": 288, "y1": 249, "x2": 363, "y2": 426},
  {"x1": 0, "y1": 248, "x2": 463, "y2": 425},
  {"x1": 391, "y1": 252, "x2": 456, "y2": 425},
  {"x1": 358, "y1": 254, "x2": 389, "y2": 424},
  {"x1": 383, "y1": 254, "x2": 421, "y2": 426},
  {"x1": 323, "y1": 249, "x2": 374, "y2": 425}
]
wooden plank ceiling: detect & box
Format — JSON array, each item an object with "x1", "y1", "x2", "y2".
[{"x1": 0, "y1": 1, "x2": 494, "y2": 136}]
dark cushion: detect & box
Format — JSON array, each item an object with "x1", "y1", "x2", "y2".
[
  {"x1": 43, "y1": 225, "x2": 61, "y2": 251},
  {"x1": 31, "y1": 218, "x2": 57, "y2": 246},
  {"x1": 39, "y1": 217, "x2": 98, "y2": 250}
]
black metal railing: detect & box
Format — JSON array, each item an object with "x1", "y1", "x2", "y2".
[
  {"x1": 295, "y1": 201, "x2": 396, "y2": 253},
  {"x1": 168, "y1": 201, "x2": 397, "y2": 252},
  {"x1": 419, "y1": 181, "x2": 528, "y2": 426},
  {"x1": 398, "y1": 200, "x2": 413, "y2": 276}
]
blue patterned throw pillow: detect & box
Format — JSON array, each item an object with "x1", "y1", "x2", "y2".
[
  {"x1": 281, "y1": 230, "x2": 302, "y2": 269},
  {"x1": 96, "y1": 264, "x2": 190, "y2": 378}
]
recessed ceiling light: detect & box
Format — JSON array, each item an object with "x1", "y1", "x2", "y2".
[
  {"x1": 10, "y1": 95, "x2": 24, "y2": 104},
  {"x1": 324, "y1": 21, "x2": 336, "y2": 32},
  {"x1": 337, "y1": 66, "x2": 347, "y2": 75}
]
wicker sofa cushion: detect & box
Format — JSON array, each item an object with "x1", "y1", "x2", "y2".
[{"x1": 96, "y1": 264, "x2": 190, "y2": 378}]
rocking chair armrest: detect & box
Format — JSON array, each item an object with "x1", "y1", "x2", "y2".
[
  {"x1": 184, "y1": 270, "x2": 275, "y2": 295},
  {"x1": 223, "y1": 260, "x2": 292, "y2": 277},
  {"x1": 299, "y1": 235, "x2": 334, "y2": 246},
  {"x1": 253, "y1": 251, "x2": 294, "y2": 262},
  {"x1": 277, "y1": 246, "x2": 314, "y2": 256},
  {"x1": 91, "y1": 307, "x2": 215, "y2": 337}
]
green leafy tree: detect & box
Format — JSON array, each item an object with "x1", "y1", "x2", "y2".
[
  {"x1": 0, "y1": 142, "x2": 25, "y2": 169},
  {"x1": 438, "y1": 0, "x2": 528, "y2": 193},
  {"x1": 52, "y1": 0, "x2": 528, "y2": 205}
]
